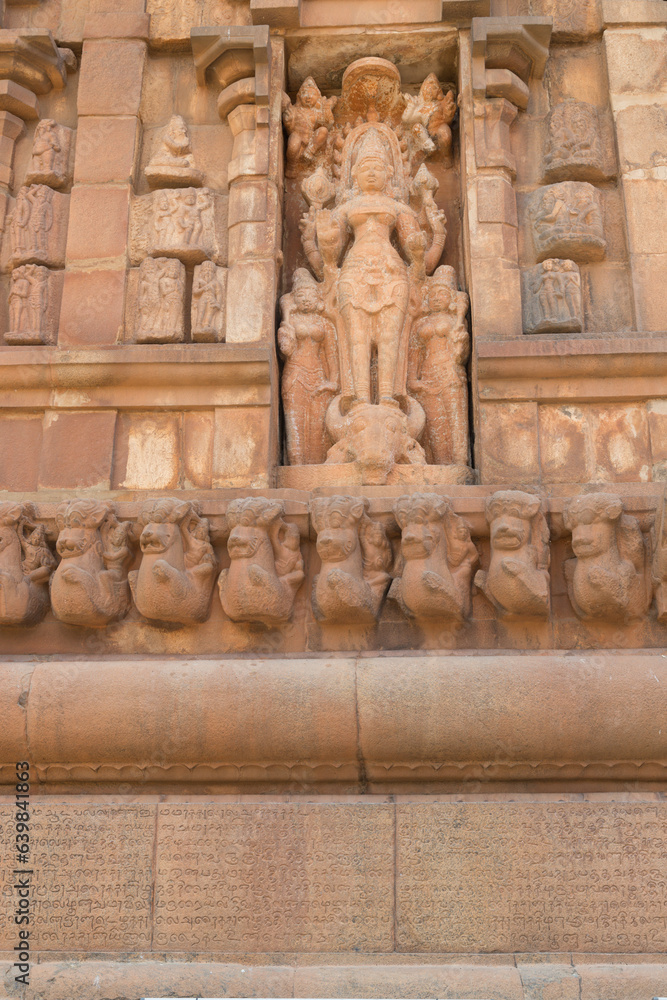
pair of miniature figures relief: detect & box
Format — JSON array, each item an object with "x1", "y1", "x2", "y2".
[{"x1": 279, "y1": 59, "x2": 470, "y2": 484}]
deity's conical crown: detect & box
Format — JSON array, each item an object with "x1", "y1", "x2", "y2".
[{"x1": 354, "y1": 127, "x2": 388, "y2": 167}]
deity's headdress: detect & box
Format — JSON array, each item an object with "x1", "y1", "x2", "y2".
[
  {"x1": 353, "y1": 127, "x2": 390, "y2": 170},
  {"x1": 430, "y1": 265, "x2": 458, "y2": 290},
  {"x1": 292, "y1": 267, "x2": 318, "y2": 292}
]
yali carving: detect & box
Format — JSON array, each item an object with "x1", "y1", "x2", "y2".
[
  {"x1": 51, "y1": 501, "x2": 133, "y2": 627},
  {"x1": 129, "y1": 499, "x2": 217, "y2": 625},
  {"x1": 281, "y1": 58, "x2": 469, "y2": 484},
  {"x1": 475, "y1": 491, "x2": 551, "y2": 619},
  {"x1": 311, "y1": 495, "x2": 392, "y2": 624},
  {"x1": 389, "y1": 493, "x2": 478, "y2": 623},
  {"x1": 0, "y1": 502, "x2": 55, "y2": 626},
  {"x1": 563, "y1": 493, "x2": 652, "y2": 623},
  {"x1": 218, "y1": 498, "x2": 304, "y2": 626}
]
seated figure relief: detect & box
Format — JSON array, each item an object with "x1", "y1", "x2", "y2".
[
  {"x1": 280, "y1": 57, "x2": 471, "y2": 485},
  {"x1": 51, "y1": 501, "x2": 133, "y2": 627},
  {"x1": 311, "y1": 495, "x2": 392, "y2": 624},
  {"x1": 475, "y1": 491, "x2": 551, "y2": 620},
  {"x1": 563, "y1": 493, "x2": 652, "y2": 623},
  {"x1": 389, "y1": 493, "x2": 478, "y2": 624},
  {"x1": 145, "y1": 115, "x2": 203, "y2": 188},
  {"x1": 0, "y1": 502, "x2": 55, "y2": 626},
  {"x1": 130, "y1": 499, "x2": 217, "y2": 625},
  {"x1": 218, "y1": 498, "x2": 304, "y2": 626}
]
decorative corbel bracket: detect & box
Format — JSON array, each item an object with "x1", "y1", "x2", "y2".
[
  {"x1": 471, "y1": 16, "x2": 552, "y2": 111},
  {"x1": 0, "y1": 30, "x2": 76, "y2": 95},
  {"x1": 191, "y1": 26, "x2": 271, "y2": 121}
]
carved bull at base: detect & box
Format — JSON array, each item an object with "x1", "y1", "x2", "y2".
[{"x1": 325, "y1": 396, "x2": 426, "y2": 485}]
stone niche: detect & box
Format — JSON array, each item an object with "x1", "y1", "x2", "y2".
[{"x1": 278, "y1": 39, "x2": 471, "y2": 488}]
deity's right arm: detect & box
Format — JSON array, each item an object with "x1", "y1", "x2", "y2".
[{"x1": 277, "y1": 295, "x2": 297, "y2": 357}]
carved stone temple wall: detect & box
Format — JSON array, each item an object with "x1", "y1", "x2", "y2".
[{"x1": 0, "y1": 0, "x2": 666, "y2": 997}]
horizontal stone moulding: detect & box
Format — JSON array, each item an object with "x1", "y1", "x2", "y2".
[
  {"x1": 3, "y1": 653, "x2": 667, "y2": 785},
  {"x1": 2, "y1": 957, "x2": 666, "y2": 1000}
]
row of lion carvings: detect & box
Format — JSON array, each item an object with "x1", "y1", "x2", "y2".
[{"x1": 0, "y1": 492, "x2": 663, "y2": 630}]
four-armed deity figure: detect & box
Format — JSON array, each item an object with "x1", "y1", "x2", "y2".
[
  {"x1": 301, "y1": 124, "x2": 445, "y2": 408},
  {"x1": 280, "y1": 57, "x2": 470, "y2": 481}
]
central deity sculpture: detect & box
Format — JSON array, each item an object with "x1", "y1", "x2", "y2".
[{"x1": 280, "y1": 58, "x2": 470, "y2": 484}]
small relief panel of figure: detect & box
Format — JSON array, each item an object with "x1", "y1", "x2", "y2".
[
  {"x1": 25, "y1": 119, "x2": 73, "y2": 189},
  {"x1": 0, "y1": 503, "x2": 55, "y2": 626},
  {"x1": 145, "y1": 115, "x2": 203, "y2": 189},
  {"x1": 563, "y1": 493, "x2": 652, "y2": 624},
  {"x1": 134, "y1": 256, "x2": 185, "y2": 343},
  {"x1": 401, "y1": 74, "x2": 457, "y2": 162},
  {"x1": 282, "y1": 76, "x2": 337, "y2": 176},
  {"x1": 529, "y1": 181, "x2": 606, "y2": 263},
  {"x1": 10, "y1": 185, "x2": 63, "y2": 268},
  {"x1": 51, "y1": 501, "x2": 133, "y2": 627},
  {"x1": 543, "y1": 101, "x2": 607, "y2": 184},
  {"x1": 151, "y1": 187, "x2": 215, "y2": 264},
  {"x1": 652, "y1": 488, "x2": 667, "y2": 623},
  {"x1": 389, "y1": 493, "x2": 478, "y2": 624},
  {"x1": 278, "y1": 268, "x2": 339, "y2": 465},
  {"x1": 408, "y1": 265, "x2": 469, "y2": 467},
  {"x1": 129, "y1": 499, "x2": 217, "y2": 625},
  {"x1": 6, "y1": 264, "x2": 56, "y2": 346},
  {"x1": 474, "y1": 491, "x2": 551, "y2": 620},
  {"x1": 191, "y1": 261, "x2": 227, "y2": 342},
  {"x1": 311, "y1": 496, "x2": 392, "y2": 625},
  {"x1": 522, "y1": 258, "x2": 583, "y2": 335},
  {"x1": 280, "y1": 57, "x2": 470, "y2": 484},
  {"x1": 218, "y1": 498, "x2": 305, "y2": 626}
]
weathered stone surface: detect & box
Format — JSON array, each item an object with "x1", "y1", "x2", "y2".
[
  {"x1": 396, "y1": 802, "x2": 667, "y2": 953},
  {"x1": 0, "y1": 803, "x2": 154, "y2": 951},
  {"x1": 154, "y1": 802, "x2": 394, "y2": 951}
]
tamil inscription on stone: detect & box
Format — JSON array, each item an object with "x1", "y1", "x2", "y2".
[
  {"x1": 154, "y1": 802, "x2": 394, "y2": 952},
  {"x1": 0, "y1": 803, "x2": 155, "y2": 951},
  {"x1": 396, "y1": 802, "x2": 667, "y2": 953}
]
